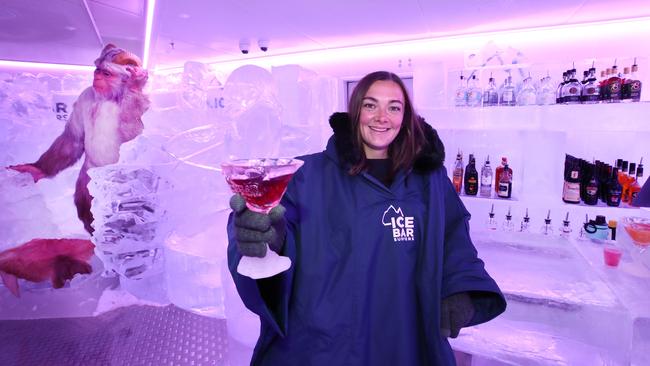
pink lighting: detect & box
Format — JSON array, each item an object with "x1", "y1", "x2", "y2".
[
  {"x1": 0, "y1": 60, "x2": 94, "y2": 72},
  {"x1": 154, "y1": 16, "x2": 650, "y2": 74}
]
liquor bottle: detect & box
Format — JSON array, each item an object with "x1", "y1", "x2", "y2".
[
  {"x1": 562, "y1": 157, "x2": 581, "y2": 204},
  {"x1": 600, "y1": 68, "x2": 611, "y2": 101},
  {"x1": 629, "y1": 158, "x2": 644, "y2": 206},
  {"x1": 556, "y1": 71, "x2": 568, "y2": 104},
  {"x1": 628, "y1": 161, "x2": 642, "y2": 206},
  {"x1": 583, "y1": 163, "x2": 599, "y2": 205},
  {"x1": 622, "y1": 58, "x2": 642, "y2": 102},
  {"x1": 494, "y1": 157, "x2": 508, "y2": 193},
  {"x1": 598, "y1": 163, "x2": 611, "y2": 203},
  {"x1": 624, "y1": 163, "x2": 638, "y2": 204},
  {"x1": 466, "y1": 75, "x2": 482, "y2": 107},
  {"x1": 497, "y1": 163, "x2": 513, "y2": 199},
  {"x1": 606, "y1": 167, "x2": 622, "y2": 207},
  {"x1": 536, "y1": 73, "x2": 556, "y2": 105},
  {"x1": 464, "y1": 154, "x2": 479, "y2": 195},
  {"x1": 500, "y1": 74, "x2": 516, "y2": 106},
  {"x1": 483, "y1": 74, "x2": 499, "y2": 107},
  {"x1": 480, "y1": 156, "x2": 493, "y2": 197},
  {"x1": 454, "y1": 73, "x2": 467, "y2": 107},
  {"x1": 620, "y1": 67, "x2": 631, "y2": 101},
  {"x1": 618, "y1": 160, "x2": 629, "y2": 184},
  {"x1": 607, "y1": 63, "x2": 622, "y2": 103},
  {"x1": 560, "y1": 67, "x2": 582, "y2": 104},
  {"x1": 581, "y1": 65, "x2": 600, "y2": 104},
  {"x1": 517, "y1": 74, "x2": 536, "y2": 106},
  {"x1": 452, "y1": 150, "x2": 464, "y2": 193}
]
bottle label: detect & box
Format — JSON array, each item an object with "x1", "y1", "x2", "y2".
[
  {"x1": 480, "y1": 185, "x2": 491, "y2": 197},
  {"x1": 609, "y1": 193, "x2": 621, "y2": 205},
  {"x1": 563, "y1": 181, "x2": 581, "y2": 202},
  {"x1": 564, "y1": 95, "x2": 581, "y2": 103},
  {"x1": 583, "y1": 94, "x2": 600, "y2": 102},
  {"x1": 498, "y1": 182, "x2": 511, "y2": 198},
  {"x1": 586, "y1": 185, "x2": 598, "y2": 196},
  {"x1": 631, "y1": 81, "x2": 642, "y2": 100}
]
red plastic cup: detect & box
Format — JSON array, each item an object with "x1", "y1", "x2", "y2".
[{"x1": 603, "y1": 247, "x2": 622, "y2": 267}]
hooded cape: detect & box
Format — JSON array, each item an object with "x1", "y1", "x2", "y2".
[{"x1": 228, "y1": 113, "x2": 506, "y2": 365}]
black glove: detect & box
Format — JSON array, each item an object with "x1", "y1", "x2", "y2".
[
  {"x1": 229, "y1": 194, "x2": 287, "y2": 258},
  {"x1": 440, "y1": 292, "x2": 475, "y2": 338}
]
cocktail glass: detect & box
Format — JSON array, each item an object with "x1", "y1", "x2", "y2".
[
  {"x1": 221, "y1": 158, "x2": 303, "y2": 279},
  {"x1": 620, "y1": 216, "x2": 650, "y2": 253}
]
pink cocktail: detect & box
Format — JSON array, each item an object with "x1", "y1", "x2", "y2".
[{"x1": 221, "y1": 158, "x2": 303, "y2": 278}]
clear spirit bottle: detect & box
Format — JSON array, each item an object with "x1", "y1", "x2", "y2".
[
  {"x1": 500, "y1": 74, "x2": 516, "y2": 106},
  {"x1": 454, "y1": 73, "x2": 468, "y2": 107},
  {"x1": 466, "y1": 75, "x2": 483, "y2": 107},
  {"x1": 483, "y1": 75, "x2": 499, "y2": 107},
  {"x1": 480, "y1": 156, "x2": 493, "y2": 197},
  {"x1": 536, "y1": 74, "x2": 556, "y2": 105},
  {"x1": 517, "y1": 74, "x2": 536, "y2": 106}
]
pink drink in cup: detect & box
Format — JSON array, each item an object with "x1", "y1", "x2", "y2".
[{"x1": 603, "y1": 247, "x2": 622, "y2": 267}]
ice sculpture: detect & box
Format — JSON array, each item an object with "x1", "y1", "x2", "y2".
[{"x1": 87, "y1": 163, "x2": 172, "y2": 281}]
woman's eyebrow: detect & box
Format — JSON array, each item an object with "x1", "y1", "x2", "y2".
[{"x1": 362, "y1": 96, "x2": 403, "y2": 105}]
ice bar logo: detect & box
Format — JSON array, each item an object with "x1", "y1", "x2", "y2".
[{"x1": 382, "y1": 205, "x2": 415, "y2": 242}]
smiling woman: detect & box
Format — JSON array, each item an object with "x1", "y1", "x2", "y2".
[
  {"x1": 226, "y1": 70, "x2": 507, "y2": 365},
  {"x1": 358, "y1": 80, "x2": 405, "y2": 159}
]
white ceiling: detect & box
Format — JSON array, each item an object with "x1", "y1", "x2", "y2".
[{"x1": 1, "y1": 0, "x2": 650, "y2": 69}]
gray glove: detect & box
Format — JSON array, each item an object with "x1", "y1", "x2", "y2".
[
  {"x1": 440, "y1": 292, "x2": 475, "y2": 338},
  {"x1": 229, "y1": 194, "x2": 287, "y2": 258}
]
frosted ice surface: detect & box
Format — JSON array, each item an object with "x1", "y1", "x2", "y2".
[
  {"x1": 88, "y1": 163, "x2": 172, "y2": 281},
  {"x1": 0, "y1": 170, "x2": 60, "y2": 250},
  {"x1": 473, "y1": 230, "x2": 620, "y2": 308}
]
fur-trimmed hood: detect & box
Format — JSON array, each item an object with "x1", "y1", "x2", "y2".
[{"x1": 326, "y1": 112, "x2": 445, "y2": 173}]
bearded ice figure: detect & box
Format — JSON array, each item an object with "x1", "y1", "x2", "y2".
[{"x1": 9, "y1": 44, "x2": 150, "y2": 234}]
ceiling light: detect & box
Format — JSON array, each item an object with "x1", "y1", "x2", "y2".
[
  {"x1": 143, "y1": 0, "x2": 157, "y2": 69},
  {"x1": 0, "y1": 60, "x2": 94, "y2": 72}
]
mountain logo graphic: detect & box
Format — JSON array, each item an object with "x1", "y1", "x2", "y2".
[{"x1": 382, "y1": 205, "x2": 415, "y2": 242}]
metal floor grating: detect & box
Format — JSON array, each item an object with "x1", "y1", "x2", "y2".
[{"x1": 0, "y1": 304, "x2": 230, "y2": 366}]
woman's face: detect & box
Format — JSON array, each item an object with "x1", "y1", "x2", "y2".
[{"x1": 359, "y1": 80, "x2": 405, "y2": 159}]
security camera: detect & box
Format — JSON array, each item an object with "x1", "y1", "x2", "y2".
[
  {"x1": 239, "y1": 39, "x2": 250, "y2": 54},
  {"x1": 258, "y1": 39, "x2": 269, "y2": 52}
]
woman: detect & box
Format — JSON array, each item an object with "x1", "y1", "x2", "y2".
[{"x1": 227, "y1": 71, "x2": 506, "y2": 365}]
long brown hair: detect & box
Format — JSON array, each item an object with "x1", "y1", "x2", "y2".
[{"x1": 347, "y1": 71, "x2": 427, "y2": 175}]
